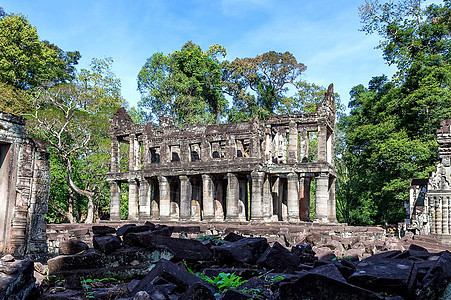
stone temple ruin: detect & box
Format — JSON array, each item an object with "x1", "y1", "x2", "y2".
[
  {"x1": 107, "y1": 84, "x2": 337, "y2": 223},
  {"x1": 407, "y1": 119, "x2": 451, "y2": 240},
  {"x1": 0, "y1": 113, "x2": 50, "y2": 256}
]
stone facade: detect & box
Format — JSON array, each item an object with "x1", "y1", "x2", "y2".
[
  {"x1": 107, "y1": 84, "x2": 337, "y2": 223},
  {"x1": 424, "y1": 119, "x2": 451, "y2": 235},
  {"x1": 0, "y1": 112, "x2": 50, "y2": 257}
]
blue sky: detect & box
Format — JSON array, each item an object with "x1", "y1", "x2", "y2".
[{"x1": 2, "y1": 0, "x2": 401, "y2": 109}]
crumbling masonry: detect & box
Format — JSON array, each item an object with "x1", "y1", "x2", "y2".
[
  {"x1": 107, "y1": 84, "x2": 337, "y2": 223},
  {"x1": 0, "y1": 113, "x2": 50, "y2": 256}
]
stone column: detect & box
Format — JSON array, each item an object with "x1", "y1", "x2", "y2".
[
  {"x1": 317, "y1": 125, "x2": 327, "y2": 162},
  {"x1": 139, "y1": 179, "x2": 150, "y2": 219},
  {"x1": 299, "y1": 176, "x2": 310, "y2": 221},
  {"x1": 299, "y1": 129, "x2": 309, "y2": 162},
  {"x1": 287, "y1": 172, "x2": 299, "y2": 221},
  {"x1": 430, "y1": 196, "x2": 436, "y2": 234},
  {"x1": 328, "y1": 177, "x2": 337, "y2": 222},
  {"x1": 265, "y1": 127, "x2": 271, "y2": 162},
  {"x1": 327, "y1": 129, "x2": 334, "y2": 164},
  {"x1": 128, "y1": 179, "x2": 139, "y2": 220},
  {"x1": 226, "y1": 172, "x2": 239, "y2": 220},
  {"x1": 134, "y1": 138, "x2": 141, "y2": 170},
  {"x1": 110, "y1": 137, "x2": 119, "y2": 172},
  {"x1": 159, "y1": 176, "x2": 170, "y2": 219},
  {"x1": 129, "y1": 134, "x2": 136, "y2": 171},
  {"x1": 179, "y1": 175, "x2": 190, "y2": 220},
  {"x1": 201, "y1": 140, "x2": 210, "y2": 161},
  {"x1": 110, "y1": 181, "x2": 120, "y2": 221},
  {"x1": 263, "y1": 174, "x2": 272, "y2": 220},
  {"x1": 315, "y1": 173, "x2": 329, "y2": 222},
  {"x1": 251, "y1": 171, "x2": 264, "y2": 220},
  {"x1": 202, "y1": 174, "x2": 214, "y2": 220},
  {"x1": 228, "y1": 135, "x2": 237, "y2": 158},
  {"x1": 288, "y1": 121, "x2": 298, "y2": 164},
  {"x1": 272, "y1": 176, "x2": 281, "y2": 220},
  {"x1": 443, "y1": 196, "x2": 449, "y2": 234},
  {"x1": 436, "y1": 197, "x2": 443, "y2": 234}
]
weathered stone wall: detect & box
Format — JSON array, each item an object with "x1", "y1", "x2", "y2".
[
  {"x1": 0, "y1": 112, "x2": 50, "y2": 257},
  {"x1": 46, "y1": 221, "x2": 387, "y2": 255},
  {"x1": 107, "y1": 84, "x2": 337, "y2": 223}
]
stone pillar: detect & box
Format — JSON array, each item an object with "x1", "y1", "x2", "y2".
[
  {"x1": 110, "y1": 137, "x2": 120, "y2": 172},
  {"x1": 179, "y1": 175, "x2": 190, "y2": 220},
  {"x1": 263, "y1": 174, "x2": 272, "y2": 220},
  {"x1": 317, "y1": 125, "x2": 327, "y2": 162},
  {"x1": 159, "y1": 176, "x2": 170, "y2": 219},
  {"x1": 251, "y1": 171, "x2": 264, "y2": 220},
  {"x1": 288, "y1": 121, "x2": 298, "y2": 164},
  {"x1": 443, "y1": 196, "x2": 449, "y2": 234},
  {"x1": 139, "y1": 179, "x2": 150, "y2": 219},
  {"x1": 327, "y1": 129, "x2": 334, "y2": 164},
  {"x1": 430, "y1": 196, "x2": 436, "y2": 234},
  {"x1": 202, "y1": 174, "x2": 214, "y2": 219},
  {"x1": 299, "y1": 176, "x2": 310, "y2": 221},
  {"x1": 229, "y1": 136, "x2": 237, "y2": 158},
  {"x1": 265, "y1": 127, "x2": 271, "y2": 162},
  {"x1": 134, "y1": 138, "x2": 141, "y2": 170},
  {"x1": 315, "y1": 173, "x2": 329, "y2": 222},
  {"x1": 129, "y1": 134, "x2": 136, "y2": 171},
  {"x1": 328, "y1": 177, "x2": 337, "y2": 222},
  {"x1": 436, "y1": 197, "x2": 442, "y2": 234},
  {"x1": 202, "y1": 140, "x2": 210, "y2": 161},
  {"x1": 128, "y1": 179, "x2": 139, "y2": 220},
  {"x1": 299, "y1": 129, "x2": 309, "y2": 162},
  {"x1": 227, "y1": 172, "x2": 239, "y2": 220},
  {"x1": 273, "y1": 176, "x2": 281, "y2": 220},
  {"x1": 287, "y1": 172, "x2": 299, "y2": 221},
  {"x1": 110, "y1": 181, "x2": 121, "y2": 221}
]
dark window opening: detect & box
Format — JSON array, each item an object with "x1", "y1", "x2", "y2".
[
  {"x1": 150, "y1": 149, "x2": 160, "y2": 163},
  {"x1": 212, "y1": 151, "x2": 220, "y2": 159},
  {"x1": 191, "y1": 151, "x2": 200, "y2": 162},
  {"x1": 237, "y1": 150, "x2": 243, "y2": 157},
  {"x1": 171, "y1": 152, "x2": 180, "y2": 162}
]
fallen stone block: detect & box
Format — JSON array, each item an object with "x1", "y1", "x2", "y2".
[
  {"x1": 92, "y1": 225, "x2": 116, "y2": 235},
  {"x1": 212, "y1": 237, "x2": 269, "y2": 265},
  {"x1": 257, "y1": 241, "x2": 300, "y2": 273},
  {"x1": 279, "y1": 273, "x2": 383, "y2": 300},
  {"x1": 417, "y1": 250, "x2": 451, "y2": 299},
  {"x1": 0, "y1": 259, "x2": 35, "y2": 300},
  {"x1": 131, "y1": 259, "x2": 215, "y2": 297},
  {"x1": 348, "y1": 257, "x2": 414, "y2": 298},
  {"x1": 48, "y1": 249, "x2": 103, "y2": 274},
  {"x1": 93, "y1": 235, "x2": 122, "y2": 254},
  {"x1": 59, "y1": 239, "x2": 89, "y2": 255}
]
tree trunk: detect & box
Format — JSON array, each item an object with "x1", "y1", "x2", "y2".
[{"x1": 66, "y1": 159, "x2": 95, "y2": 223}]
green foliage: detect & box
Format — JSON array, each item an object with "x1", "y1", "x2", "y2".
[
  {"x1": 27, "y1": 57, "x2": 125, "y2": 223},
  {"x1": 196, "y1": 235, "x2": 225, "y2": 246},
  {"x1": 339, "y1": 0, "x2": 451, "y2": 225},
  {"x1": 224, "y1": 51, "x2": 306, "y2": 122},
  {"x1": 137, "y1": 41, "x2": 227, "y2": 126},
  {"x1": 0, "y1": 13, "x2": 79, "y2": 114},
  {"x1": 199, "y1": 272, "x2": 248, "y2": 294}
]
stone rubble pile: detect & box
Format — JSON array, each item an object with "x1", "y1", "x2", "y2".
[{"x1": 2, "y1": 222, "x2": 451, "y2": 299}]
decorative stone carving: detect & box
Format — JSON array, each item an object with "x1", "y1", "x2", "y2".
[
  {"x1": 0, "y1": 112, "x2": 50, "y2": 257},
  {"x1": 107, "y1": 85, "x2": 337, "y2": 223}
]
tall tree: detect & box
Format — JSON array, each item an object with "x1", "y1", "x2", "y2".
[
  {"x1": 224, "y1": 51, "x2": 306, "y2": 122},
  {"x1": 137, "y1": 41, "x2": 227, "y2": 125},
  {"x1": 0, "y1": 12, "x2": 80, "y2": 114},
  {"x1": 27, "y1": 58, "x2": 125, "y2": 223},
  {"x1": 339, "y1": 0, "x2": 451, "y2": 225}
]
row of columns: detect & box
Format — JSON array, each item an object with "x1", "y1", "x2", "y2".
[
  {"x1": 428, "y1": 195, "x2": 451, "y2": 234},
  {"x1": 109, "y1": 171, "x2": 336, "y2": 222}
]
